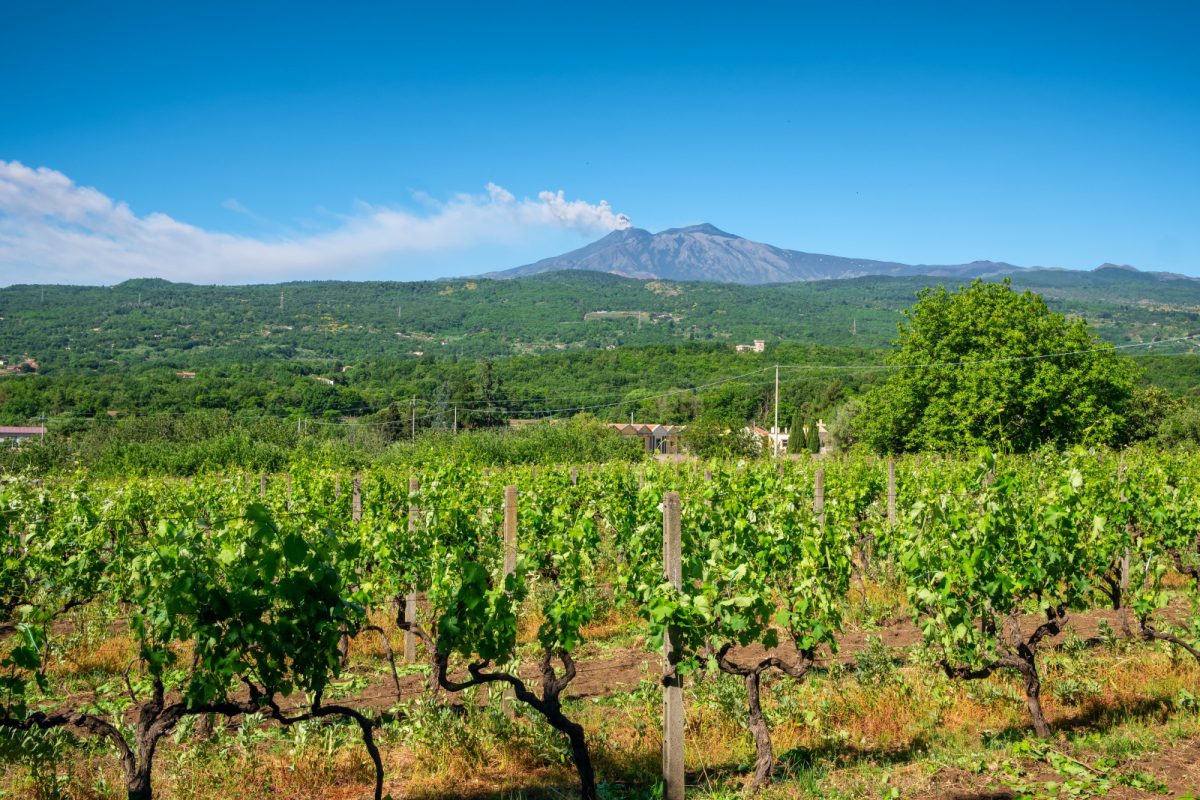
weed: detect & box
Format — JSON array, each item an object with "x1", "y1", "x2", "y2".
[{"x1": 854, "y1": 635, "x2": 900, "y2": 687}]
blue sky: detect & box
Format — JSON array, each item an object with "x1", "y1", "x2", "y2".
[{"x1": 2, "y1": 1, "x2": 1198, "y2": 284}]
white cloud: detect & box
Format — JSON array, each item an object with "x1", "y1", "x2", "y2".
[{"x1": 0, "y1": 161, "x2": 632, "y2": 285}]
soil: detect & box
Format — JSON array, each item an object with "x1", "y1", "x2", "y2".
[{"x1": 334, "y1": 603, "x2": 1169, "y2": 711}]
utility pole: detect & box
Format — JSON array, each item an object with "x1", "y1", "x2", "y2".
[
  {"x1": 773, "y1": 364, "x2": 780, "y2": 457},
  {"x1": 280, "y1": 290, "x2": 284, "y2": 310},
  {"x1": 852, "y1": 318, "x2": 857, "y2": 336}
]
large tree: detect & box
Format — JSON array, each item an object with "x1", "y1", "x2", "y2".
[{"x1": 858, "y1": 280, "x2": 1136, "y2": 453}]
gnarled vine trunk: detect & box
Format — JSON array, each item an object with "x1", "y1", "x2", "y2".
[
  {"x1": 744, "y1": 670, "x2": 773, "y2": 791},
  {"x1": 1014, "y1": 651, "x2": 1050, "y2": 739},
  {"x1": 396, "y1": 601, "x2": 442, "y2": 697},
  {"x1": 436, "y1": 647, "x2": 596, "y2": 800},
  {"x1": 1101, "y1": 551, "x2": 1133, "y2": 637},
  {"x1": 2, "y1": 681, "x2": 385, "y2": 800},
  {"x1": 943, "y1": 606, "x2": 1066, "y2": 741},
  {"x1": 710, "y1": 643, "x2": 815, "y2": 793}
]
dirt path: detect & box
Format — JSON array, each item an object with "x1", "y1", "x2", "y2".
[{"x1": 334, "y1": 603, "x2": 1151, "y2": 712}]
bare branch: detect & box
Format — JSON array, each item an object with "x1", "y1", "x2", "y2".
[
  {"x1": 361, "y1": 624, "x2": 402, "y2": 701},
  {"x1": 1140, "y1": 619, "x2": 1200, "y2": 664}
]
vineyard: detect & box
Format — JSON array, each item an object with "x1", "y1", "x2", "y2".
[{"x1": 2, "y1": 450, "x2": 1200, "y2": 799}]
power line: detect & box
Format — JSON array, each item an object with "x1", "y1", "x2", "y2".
[
  {"x1": 777, "y1": 332, "x2": 1200, "y2": 372},
  {"x1": 17, "y1": 334, "x2": 1199, "y2": 428},
  {"x1": 437, "y1": 335, "x2": 1200, "y2": 418},
  {"x1": 506, "y1": 368, "x2": 777, "y2": 417}
]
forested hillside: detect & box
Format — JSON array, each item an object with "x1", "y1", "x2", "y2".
[
  {"x1": 0, "y1": 342, "x2": 882, "y2": 425},
  {"x1": 3, "y1": 270, "x2": 1198, "y2": 453},
  {"x1": 2, "y1": 268, "x2": 1197, "y2": 371}
]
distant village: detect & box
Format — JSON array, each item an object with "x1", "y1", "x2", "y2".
[
  {"x1": 604, "y1": 420, "x2": 828, "y2": 457},
  {"x1": 0, "y1": 425, "x2": 46, "y2": 445},
  {"x1": 0, "y1": 357, "x2": 39, "y2": 376}
]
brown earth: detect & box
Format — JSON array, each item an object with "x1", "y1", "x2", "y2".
[{"x1": 333, "y1": 604, "x2": 1164, "y2": 712}]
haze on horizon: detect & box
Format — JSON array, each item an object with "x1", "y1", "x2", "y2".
[{"x1": 1, "y1": 1, "x2": 1197, "y2": 286}]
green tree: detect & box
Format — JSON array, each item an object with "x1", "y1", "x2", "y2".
[
  {"x1": 806, "y1": 418, "x2": 821, "y2": 453},
  {"x1": 682, "y1": 412, "x2": 761, "y2": 459},
  {"x1": 1158, "y1": 403, "x2": 1200, "y2": 447},
  {"x1": 789, "y1": 408, "x2": 806, "y2": 453},
  {"x1": 857, "y1": 280, "x2": 1137, "y2": 453},
  {"x1": 1122, "y1": 385, "x2": 1180, "y2": 442},
  {"x1": 475, "y1": 360, "x2": 507, "y2": 427}
]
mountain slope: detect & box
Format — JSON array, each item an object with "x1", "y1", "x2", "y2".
[
  {"x1": 4, "y1": 267, "x2": 1198, "y2": 373},
  {"x1": 492, "y1": 223, "x2": 1032, "y2": 284}
]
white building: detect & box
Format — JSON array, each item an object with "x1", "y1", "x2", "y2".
[{"x1": 0, "y1": 426, "x2": 46, "y2": 445}]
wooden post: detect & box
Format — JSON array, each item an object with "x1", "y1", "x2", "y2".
[
  {"x1": 334, "y1": 476, "x2": 341, "y2": 499},
  {"x1": 502, "y1": 484, "x2": 518, "y2": 717},
  {"x1": 662, "y1": 491, "x2": 684, "y2": 800},
  {"x1": 405, "y1": 477, "x2": 419, "y2": 663},
  {"x1": 887, "y1": 458, "x2": 897, "y2": 527},
  {"x1": 1117, "y1": 454, "x2": 1131, "y2": 635},
  {"x1": 570, "y1": 467, "x2": 578, "y2": 486},
  {"x1": 337, "y1": 478, "x2": 357, "y2": 665},
  {"x1": 814, "y1": 469, "x2": 825, "y2": 531},
  {"x1": 286, "y1": 473, "x2": 293, "y2": 511},
  {"x1": 352, "y1": 476, "x2": 362, "y2": 522},
  {"x1": 503, "y1": 485, "x2": 518, "y2": 580},
  {"x1": 704, "y1": 468, "x2": 712, "y2": 482},
  {"x1": 259, "y1": 473, "x2": 267, "y2": 499}
]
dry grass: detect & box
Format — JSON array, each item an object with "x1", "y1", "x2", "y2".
[
  {"x1": 346, "y1": 608, "x2": 406, "y2": 662},
  {"x1": 6, "y1": 594, "x2": 1200, "y2": 799},
  {"x1": 59, "y1": 633, "x2": 136, "y2": 676},
  {"x1": 580, "y1": 604, "x2": 642, "y2": 643},
  {"x1": 516, "y1": 607, "x2": 546, "y2": 645},
  {"x1": 844, "y1": 577, "x2": 909, "y2": 630}
]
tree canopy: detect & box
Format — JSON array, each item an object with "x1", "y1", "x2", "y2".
[{"x1": 857, "y1": 280, "x2": 1138, "y2": 453}]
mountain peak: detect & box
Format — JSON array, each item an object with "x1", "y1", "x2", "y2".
[
  {"x1": 595, "y1": 225, "x2": 651, "y2": 240},
  {"x1": 659, "y1": 223, "x2": 737, "y2": 237},
  {"x1": 488, "y1": 224, "x2": 1049, "y2": 284}
]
